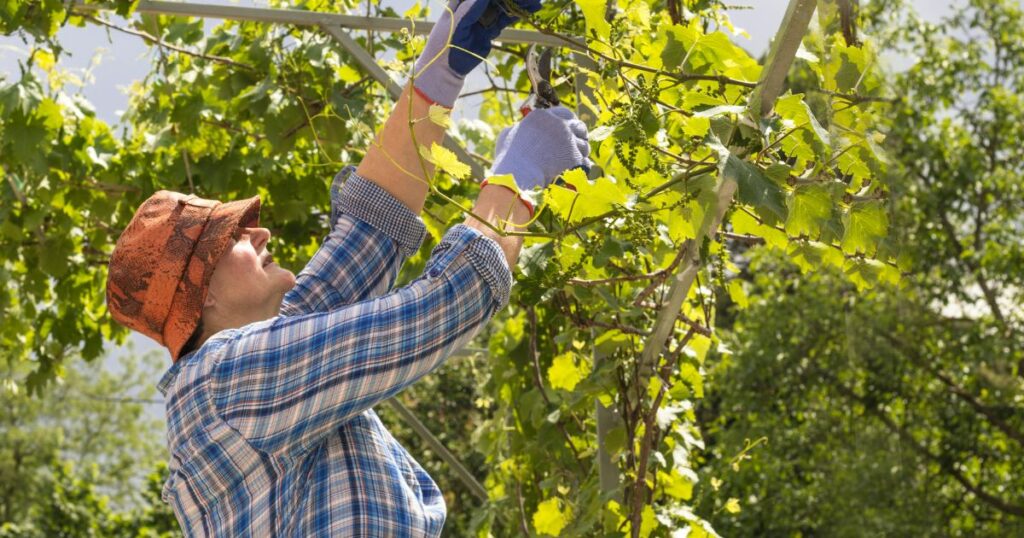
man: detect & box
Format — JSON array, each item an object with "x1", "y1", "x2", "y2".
[{"x1": 104, "y1": 0, "x2": 591, "y2": 535}]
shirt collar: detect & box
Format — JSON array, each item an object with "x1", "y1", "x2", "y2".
[
  {"x1": 157, "y1": 328, "x2": 241, "y2": 395},
  {"x1": 157, "y1": 355, "x2": 188, "y2": 396}
]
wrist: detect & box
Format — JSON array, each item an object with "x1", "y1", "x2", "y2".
[
  {"x1": 476, "y1": 182, "x2": 533, "y2": 225},
  {"x1": 479, "y1": 179, "x2": 534, "y2": 221},
  {"x1": 411, "y1": 85, "x2": 445, "y2": 108},
  {"x1": 412, "y1": 57, "x2": 465, "y2": 108},
  {"x1": 464, "y1": 184, "x2": 529, "y2": 269},
  {"x1": 492, "y1": 162, "x2": 544, "y2": 193}
]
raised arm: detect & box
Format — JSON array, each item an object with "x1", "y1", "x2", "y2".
[
  {"x1": 279, "y1": 167, "x2": 427, "y2": 317},
  {"x1": 356, "y1": 0, "x2": 541, "y2": 214},
  {"x1": 215, "y1": 99, "x2": 591, "y2": 463},
  {"x1": 278, "y1": 0, "x2": 543, "y2": 317},
  {"x1": 212, "y1": 221, "x2": 513, "y2": 460},
  {"x1": 355, "y1": 85, "x2": 441, "y2": 214}
]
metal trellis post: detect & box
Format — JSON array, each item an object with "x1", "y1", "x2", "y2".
[
  {"x1": 572, "y1": 51, "x2": 622, "y2": 501},
  {"x1": 626, "y1": 0, "x2": 819, "y2": 505}
]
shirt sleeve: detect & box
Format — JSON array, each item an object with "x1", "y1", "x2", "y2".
[
  {"x1": 279, "y1": 166, "x2": 427, "y2": 317},
  {"x1": 210, "y1": 224, "x2": 513, "y2": 460}
]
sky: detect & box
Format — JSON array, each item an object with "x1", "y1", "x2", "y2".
[{"x1": 0, "y1": 0, "x2": 967, "y2": 393}]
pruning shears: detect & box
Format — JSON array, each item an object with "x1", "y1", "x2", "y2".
[
  {"x1": 519, "y1": 44, "x2": 560, "y2": 117},
  {"x1": 513, "y1": 44, "x2": 583, "y2": 189},
  {"x1": 474, "y1": 1, "x2": 559, "y2": 114}
]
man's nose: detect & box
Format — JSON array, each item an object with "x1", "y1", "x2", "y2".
[{"x1": 250, "y1": 227, "x2": 271, "y2": 252}]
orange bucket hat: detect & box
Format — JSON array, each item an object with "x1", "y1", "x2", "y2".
[{"x1": 106, "y1": 191, "x2": 261, "y2": 361}]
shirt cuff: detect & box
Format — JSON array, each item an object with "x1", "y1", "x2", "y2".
[
  {"x1": 426, "y1": 224, "x2": 513, "y2": 310},
  {"x1": 331, "y1": 166, "x2": 428, "y2": 258}
]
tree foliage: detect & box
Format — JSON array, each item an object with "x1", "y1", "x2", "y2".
[
  {"x1": 699, "y1": 1, "x2": 1023, "y2": 535},
  {"x1": 0, "y1": 459, "x2": 179, "y2": 538},
  {"x1": 1, "y1": 0, "x2": 899, "y2": 535},
  {"x1": 0, "y1": 347, "x2": 177, "y2": 535},
  {"x1": 0, "y1": 348, "x2": 166, "y2": 521}
]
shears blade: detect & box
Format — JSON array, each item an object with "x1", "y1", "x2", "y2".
[{"x1": 520, "y1": 44, "x2": 559, "y2": 116}]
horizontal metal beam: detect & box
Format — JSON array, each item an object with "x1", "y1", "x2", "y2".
[
  {"x1": 72, "y1": 0, "x2": 577, "y2": 49},
  {"x1": 320, "y1": 23, "x2": 404, "y2": 100}
]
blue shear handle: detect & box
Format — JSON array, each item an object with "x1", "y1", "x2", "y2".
[{"x1": 478, "y1": 1, "x2": 502, "y2": 27}]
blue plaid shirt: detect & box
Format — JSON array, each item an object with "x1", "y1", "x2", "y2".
[{"x1": 157, "y1": 167, "x2": 512, "y2": 536}]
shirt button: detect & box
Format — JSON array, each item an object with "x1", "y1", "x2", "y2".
[{"x1": 429, "y1": 268, "x2": 440, "y2": 278}]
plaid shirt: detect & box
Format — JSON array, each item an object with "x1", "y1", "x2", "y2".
[{"x1": 157, "y1": 167, "x2": 512, "y2": 537}]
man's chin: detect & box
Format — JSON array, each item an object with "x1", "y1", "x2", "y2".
[
  {"x1": 265, "y1": 263, "x2": 297, "y2": 290},
  {"x1": 278, "y1": 267, "x2": 297, "y2": 289}
]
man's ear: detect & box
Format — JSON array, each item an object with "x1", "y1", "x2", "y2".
[{"x1": 203, "y1": 289, "x2": 217, "y2": 309}]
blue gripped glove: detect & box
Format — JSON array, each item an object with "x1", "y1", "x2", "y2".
[
  {"x1": 413, "y1": 0, "x2": 542, "y2": 107},
  {"x1": 486, "y1": 106, "x2": 591, "y2": 215}
]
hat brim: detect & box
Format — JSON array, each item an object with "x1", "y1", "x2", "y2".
[{"x1": 163, "y1": 195, "x2": 261, "y2": 361}]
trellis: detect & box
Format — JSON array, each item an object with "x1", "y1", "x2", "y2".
[{"x1": 75, "y1": 0, "x2": 832, "y2": 506}]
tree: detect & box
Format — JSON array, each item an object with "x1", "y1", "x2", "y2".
[
  {"x1": 700, "y1": 251, "x2": 1023, "y2": 536},
  {"x1": 698, "y1": 1, "x2": 1023, "y2": 535},
  {"x1": 2, "y1": 0, "x2": 894, "y2": 535},
  {"x1": 0, "y1": 459, "x2": 180, "y2": 537},
  {"x1": 0, "y1": 346, "x2": 178, "y2": 536},
  {"x1": 0, "y1": 347, "x2": 170, "y2": 526}
]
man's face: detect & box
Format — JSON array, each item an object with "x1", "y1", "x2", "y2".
[{"x1": 206, "y1": 226, "x2": 296, "y2": 324}]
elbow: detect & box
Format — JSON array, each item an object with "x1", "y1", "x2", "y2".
[{"x1": 426, "y1": 228, "x2": 513, "y2": 313}]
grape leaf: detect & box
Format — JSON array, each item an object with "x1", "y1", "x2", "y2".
[
  {"x1": 551, "y1": 171, "x2": 629, "y2": 223},
  {"x1": 533, "y1": 498, "x2": 571, "y2": 536},
  {"x1": 785, "y1": 184, "x2": 832, "y2": 237},
  {"x1": 639, "y1": 505, "x2": 657, "y2": 537},
  {"x1": 731, "y1": 210, "x2": 788, "y2": 249},
  {"x1": 575, "y1": 0, "x2": 611, "y2": 40},
  {"x1": 659, "y1": 470, "x2": 694, "y2": 500},
  {"x1": 682, "y1": 116, "x2": 710, "y2": 138},
  {"x1": 427, "y1": 142, "x2": 470, "y2": 179},
  {"x1": 727, "y1": 280, "x2": 748, "y2": 309},
  {"x1": 841, "y1": 201, "x2": 888, "y2": 255},
  {"x1": 427, "y1": 104, "x2": 452, "y2": 129},
  {"x1": 660, "y1": 23, "x2": 700, "y2": 70},
  {"x1": 548, "y1": 351, "x2": 589, "y2": 392},
  {"x1": 720, "y1": 153, "x2": 787, "y2": 225}
]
